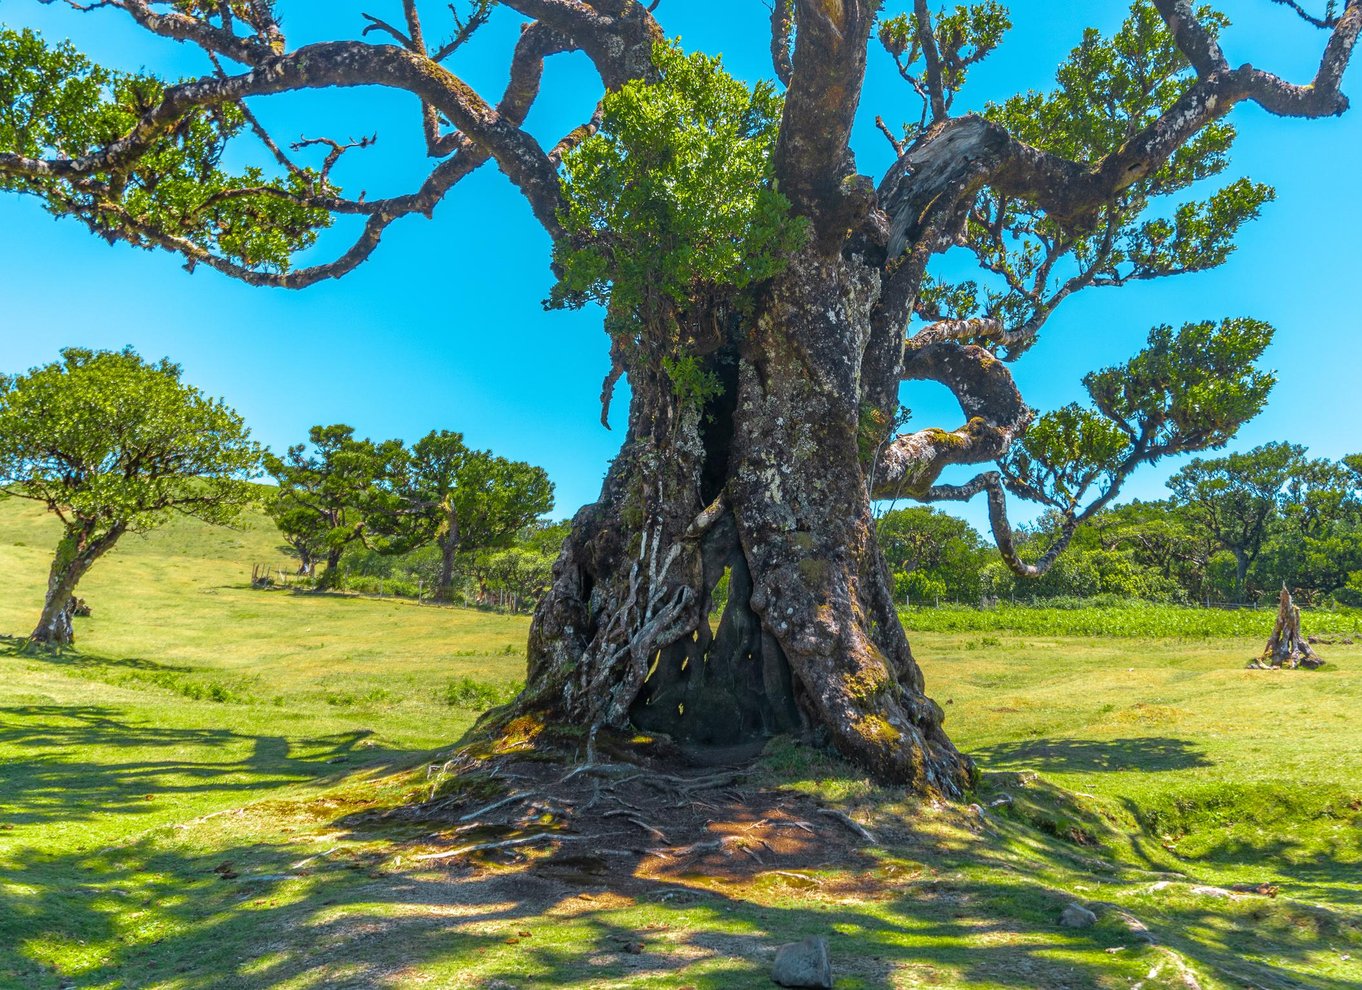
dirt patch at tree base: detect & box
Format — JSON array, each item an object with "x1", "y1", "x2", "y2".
[{"x1": 350, "y1": 750, "x2": 879, "y2": 890}]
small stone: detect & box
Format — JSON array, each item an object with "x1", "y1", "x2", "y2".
[
  {"x1": 1060, "y1": 903, "x2": 1097, "y2": 928},
  {"x1": 772, "y1": 936, "x2": 832, "y2": 988},
  {"x1": 1190, "y1": 885, "x2": 1233, "y2": 898}
]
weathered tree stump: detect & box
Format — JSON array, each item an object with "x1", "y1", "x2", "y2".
[{"x1": 1249, "y1": 587, "x2": 1324, "y2": 670}]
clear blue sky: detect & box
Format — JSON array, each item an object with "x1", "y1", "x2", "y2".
[{"x1": 1, "y1": 1, "x2": 1357, "y2": 535}]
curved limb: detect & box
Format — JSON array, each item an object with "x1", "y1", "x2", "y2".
[
  {"x1": 880, "y1": 1, "x2": 1360, "y2": 256},
  {"x1": 872, "y1": 324, "x2": 1033, "y2": 501}
]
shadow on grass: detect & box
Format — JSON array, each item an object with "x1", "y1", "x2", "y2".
[
  {"x1": 0, "y1": 704, "x2": 423, "y2": 832},
  {"x1": 3, "y1": 789, "x2": 1359, "y2": 990},
  {"x1": 973, "y1": 736, "x2": 1212, "y2": 774}
]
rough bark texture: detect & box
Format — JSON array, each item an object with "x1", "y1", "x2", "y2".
[
  {"x1": 520, "y1": 237, "x2": 973, "y2": 794},
  {"x1": 30, "y1": 526, "x2": 122, "y2": 647},
  {"x1": 1250, "y1": 586, "x2": 1325, "y2": 669},
  {"x1": 435, "y1": 504, "x2": 460, "y2": 601}
]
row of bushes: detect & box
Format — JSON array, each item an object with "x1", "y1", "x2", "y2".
[{"x1": 899, "y1": 600, "x2": 1362, "y2": 638}]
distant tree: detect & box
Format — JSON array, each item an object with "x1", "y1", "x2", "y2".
[
  {"x1": 979, "y1": 508, "x2": 1184, "y2": 603},
  {"x1": 1256, "y1": 454, "x2": 1362, "y2": 601},
  {"x1": 1090, "y1": 500, "x2": 1216, "y2": 601},
  {"x1": 0, "y1": 348, "x2": 260, "y2": 646},
  {"x1": 468, "y1": 534, "x2": 564, "y2": 613},
  {"x1": 1168, "y1": 442, "x2": 1304, "y2": 600},
  {"x1": 375, "y1": 431, "x2": 555, "y2": 602},
  {"x1": 876, "y1": 507, "x2": 986, "y2": 603},
  {"x1": 264, "y1": 425, "x2": 403, "y2": 585}
]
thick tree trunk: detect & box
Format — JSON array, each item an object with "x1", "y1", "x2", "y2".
[
  {"x1": 517, "y1": 247, "x2": 972, "y2": 795},
  {"x1": 30, "y1": 526, "x2": 120, "y2": 647},
  {"x1": 436, "y1": 508, "x2": 460, "y2": 602},
  {"x1": 318, "y1": 547, "x2": 344, "y2": 588},
  {"x1": 32, "y1": 565, "x2": 83, "y2": 646}
]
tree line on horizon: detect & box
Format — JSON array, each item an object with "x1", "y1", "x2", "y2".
[
  {"x1": 881, "y1": 442, "x2": 1362, "y2": 608},
  {"x1": 3, "y1": 346, "x2": 1360, "y2": 653},
  {"x1": 262, "y1": 423, "x2": 559, "y2": 610}
]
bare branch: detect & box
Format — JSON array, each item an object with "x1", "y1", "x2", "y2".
[
  {"x1": 1269, "y1": 0, "x2": 1352, "y2": 30},
  {"x1": 360, "y1": 13, "x2": 414, "y2": 48},
  {"x1": 498, "y1": 0, "x2": 663, "y2": 88},
  {"x1": 291, "y1": 134, "x2": 378, "y2": 183},
  {"x1": 912, "y1": 0, "x2": 948, "y2": 122},
  {"x1": 43, "y1": 0, "x2": 282, "y2": 64},
  {"x1": 769, "y1": 0, "x2": 794, "y2": 86},
  {"x1": 0, "y1": 42, "x2": 568, "y2": 235},
  {"x1": 874, "y1": 115, "x2": 905, "y2": 156}
]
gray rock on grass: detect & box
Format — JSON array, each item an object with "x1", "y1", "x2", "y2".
[
  {"x1": 772, "y1": 936, "x2": 833, "y2": 988},
  {"x1": 1060, "y1": 903, "x2": 1098, "y2": 928}
]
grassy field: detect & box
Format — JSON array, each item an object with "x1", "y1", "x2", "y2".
[
  {"x1": 901, "y1": 601, "x2": 1362, "y2": 638},
  {"x1": 1, "y1": 498, "x2": 1359, "y2": 989}
]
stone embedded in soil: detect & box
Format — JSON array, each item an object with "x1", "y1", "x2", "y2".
[
  {"x1": 1060, "y1": 903, "x2": 1098, "y2": 928},
  {"x1": 771, "y1": 936, "x2": 833, "y2": 988}
]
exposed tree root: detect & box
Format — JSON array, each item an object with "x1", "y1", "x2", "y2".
[{"x1": 376, "y1": 747, "x2": 873, "y2": 885}]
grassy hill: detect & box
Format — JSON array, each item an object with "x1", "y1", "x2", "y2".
[{"x1": 0, "y1": 497, "x2": 1359, "y2": 989}]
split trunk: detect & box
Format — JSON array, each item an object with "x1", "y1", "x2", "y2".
[
  {"x1": 516, "y1": 245, "x2": 972, "y2": 794},
  {"x1": 1252, "y1": 586, "x2": 1324, "y2": 669}
]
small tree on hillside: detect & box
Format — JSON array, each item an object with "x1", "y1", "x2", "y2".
[
  {"x1": 373, "y1": 431, "x2": 555, "y2": 602},
  {"x1": 0, "y1": 348, "x2": 261, "y2": 646},
  {"x1": 264, "y1": 425, "x2": 404, "y2": 586}
]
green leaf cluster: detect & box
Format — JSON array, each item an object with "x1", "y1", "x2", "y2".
[
  {"x1": 266, "y1": 425, "x2": 555, "y2": 585},
  {"x1": 1002, "y1": 318, "x2": 1275, "y2": 512},
  {"x1": 0, "y1": 27, "x2": 330, "y2": 273},
  {"x1": 0, "y1": 347, "x2": 262, "y2": 538},
  {"x1": 924, "y1": 2, "x2": 1273, "y2": 339},
  {"x1": 550, "y1": 42, "x2": 806, "y2": 356},
  {"x1": 1086, "y1": 318, "x2": 1276, "y2": 453},
  {"x1": 264, "y1": 425, "x2": 407, "y2": 575}
]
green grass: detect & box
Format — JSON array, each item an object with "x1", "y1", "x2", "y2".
[
  {"x1": 1, "y1": 497, "x2": 1359, "y2": 988},
  {"x1": 902, "y1": 601, "x2": 1362, "y2": 638}
]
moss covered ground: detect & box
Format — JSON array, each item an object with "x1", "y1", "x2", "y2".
[{"x1": 0, "y1": 498, "x2": 1358, "y2": 988}]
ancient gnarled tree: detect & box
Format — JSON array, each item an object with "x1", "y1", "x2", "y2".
[{"x1": 2, "y1": 1, "x2": 1356, "y2": 791}]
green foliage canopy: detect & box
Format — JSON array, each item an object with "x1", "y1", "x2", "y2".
[
  {"x1": 264, "y1": 424, "x2": 406, "y2": 576},
  {"x1": 0, "y1": 346, "x2": 261, "y2": 533},
  {"x1": 550, "y1": 41, "x2": 807, "y2": 399},
  {"x1": 0, "y1": 346, "x2": 261, "y2": 642},
  {"x1": 1000, "y1": 318, "x2": 1276, "y2": 519},
  {"x1": 0, "y1": 27, "x2": 330, "y2": 273}
]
